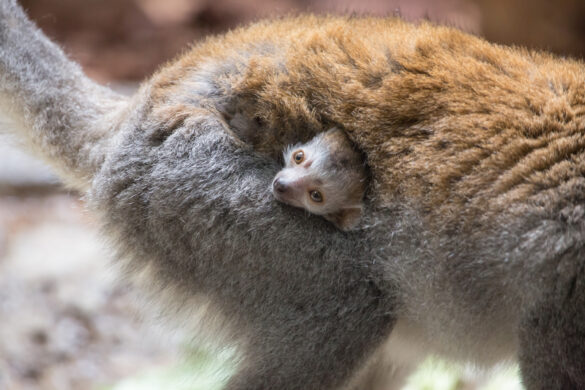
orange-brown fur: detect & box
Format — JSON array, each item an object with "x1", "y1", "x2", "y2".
[{"x1": 149, "y1": 16, "x2": 585, "y2": 233}]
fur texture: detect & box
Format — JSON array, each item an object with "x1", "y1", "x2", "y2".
[{"x1": 1, "y1": 1, "x2": 585, "y2": 389}]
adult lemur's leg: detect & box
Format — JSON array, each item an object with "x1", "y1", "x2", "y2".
[
  {"x1": 519, "y1": 248, "x2": 585, "y2": 390},
  {"x1": 91, "y1": 111, "x2": 398, "y2": 390}
]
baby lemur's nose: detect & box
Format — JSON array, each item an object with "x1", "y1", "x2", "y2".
[{"x1": 273, "y1": 178, "x2": 288, "y2": 193}]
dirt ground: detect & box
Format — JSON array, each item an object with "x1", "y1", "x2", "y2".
[{"x1": 0, "y1": 192, "x2": 182, "y2": 390}]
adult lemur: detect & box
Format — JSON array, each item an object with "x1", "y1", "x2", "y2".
[{"x1": 1, "y1": 1, "x2": 584, "y2": 389}]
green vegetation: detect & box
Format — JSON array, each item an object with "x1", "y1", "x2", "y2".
[
  {"x1": 404, "y1": 358, "x2": 522, "y2": 390},
  {"x1": 108, "y1": 352, "x2": 522, "y2": 390},
  {"x1": 107, "y1": 348, "x2": 235, "y2": 390}
]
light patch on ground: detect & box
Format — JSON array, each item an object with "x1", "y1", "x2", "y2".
[{"x1": 0, "y1": 195, "x2": 182, "y2": 390}]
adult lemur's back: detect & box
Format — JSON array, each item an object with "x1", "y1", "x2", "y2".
[{"x1": 1, "y1": 1, "x2": 584, "y2": 389}]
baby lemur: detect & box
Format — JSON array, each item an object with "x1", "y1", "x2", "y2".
[{"x1": 272, "y1": 128, "x2": 366, "y2": 230}]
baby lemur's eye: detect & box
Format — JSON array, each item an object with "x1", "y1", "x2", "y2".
[
  {"x1": 293, "y1": 150, "x2": 304, "y2": 164},
  {"x1": 309, "y1": 190, "x2": 323, "y2": 203}
]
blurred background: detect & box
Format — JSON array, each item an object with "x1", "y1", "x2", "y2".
[
  {"x1": 1, "y1": 0, "x2": 584, "y2": 389},
  {"x1": 17, "y1": 0, "x2": 585, "y2": 83}
]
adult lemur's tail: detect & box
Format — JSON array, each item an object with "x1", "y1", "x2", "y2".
[{"x1": 0, "y1": 0, "x2": 129, "y2": 190}]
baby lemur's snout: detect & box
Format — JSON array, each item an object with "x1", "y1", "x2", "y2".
[
  {"x1": 272, "y1": 174, "x2": 307, "y2": 209},
  {"x1": 272, "y1": 177, "x2": 287, "y2": 194}
]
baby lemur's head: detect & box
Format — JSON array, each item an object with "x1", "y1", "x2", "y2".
[{"x1": 272, "y1": 128, "x2": 367, "y2": 230}]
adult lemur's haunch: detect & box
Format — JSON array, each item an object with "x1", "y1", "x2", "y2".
[{"x1": 1, "y1": 1, "x2": 585, "y2": 389}]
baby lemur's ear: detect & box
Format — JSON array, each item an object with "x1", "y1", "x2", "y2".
[{"x1": 325, "y1": 207, "x2": 363, "y2": 231}]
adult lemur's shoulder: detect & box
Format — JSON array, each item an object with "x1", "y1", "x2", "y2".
[{"x1": 2, "y1": 1, "x2": 585, "y2": 389}]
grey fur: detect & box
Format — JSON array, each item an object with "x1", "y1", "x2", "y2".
[{"x1": 1, "y1": 1, "x2": 585, "y2": 389}]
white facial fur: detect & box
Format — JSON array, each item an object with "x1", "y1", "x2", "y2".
[{"x1": 272, "y1": 128, "x2": 366, "y2": 230}]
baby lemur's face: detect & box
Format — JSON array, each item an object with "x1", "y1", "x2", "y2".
[{"x1": 272, "y1": 128, "x2": 367, "y2": 230}]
